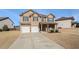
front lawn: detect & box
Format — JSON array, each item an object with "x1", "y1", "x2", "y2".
[
  {"x1": 43, "y1": 28, "x2": 79, "y2": 49},
  {"x1": 0, "y1": 31, "x2": 20, "y2": 48}
]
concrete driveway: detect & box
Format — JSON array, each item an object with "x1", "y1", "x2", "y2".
[{"x1": 9, "y1": 33, "x2": 64, "y2": 49}]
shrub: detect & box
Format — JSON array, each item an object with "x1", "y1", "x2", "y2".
[
  {"x1": 48, "y1": 28, "x2": 59, "y2": 33},
  {"x1": 48, "y1": 28, "x2": 54, "y2": 33},
  {"x1": 0, "y1": 29, "x2": 2, "y2": 32},
  {"x1": 50, "y1": 29, "x2": 54, "y2": 32},
  {"x1": 3, "y1": 25, "x2": 9, "y2": 31},
  {"x1": 54, "y1": 29, "x2": 59, "y2": 32}
]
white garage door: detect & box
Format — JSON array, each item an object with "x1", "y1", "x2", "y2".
[
  {"x1": 21, "y1": 26, "x2": 30, "y2": 33},
  {"x1": 21, "y1": 26, "x2": 39, "y2": 33},
  {"x1": 31, "y1": 26, "x2": 39, "y2": 32}
]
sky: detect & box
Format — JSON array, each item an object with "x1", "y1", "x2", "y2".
[{"x1": 0, "y1": 9, "x2": 79, "y2": 26}]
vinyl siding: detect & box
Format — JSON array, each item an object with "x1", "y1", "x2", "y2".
[
  {"x1": 0, "y1": 19, "x2": 14, "y2": 29},
  {"x1": 56, "y1": 20, "x2": 72, "y2": 28}
]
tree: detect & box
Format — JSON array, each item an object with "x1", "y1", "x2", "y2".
[{"x1": 3, "y1": 25, "x2": 9, "y2": 31}]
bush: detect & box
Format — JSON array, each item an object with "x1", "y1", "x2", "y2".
[
  {"x1": 54, "y1": 29, "x2": 59, "y2": 32},
  {"x1": 48, "y1": 28, "x2": 59, "y2": 33},
  {"x1": 48, "y1": 28, "x2": 54, "y2": 33},
  {"x1": 3, "y1": 25, "x2": 9, "y2": 31},
  {"x1": 0, "y1": 29, "x2": 2, "y2": 32},
  {"x1": 50, "y1": 29, "x2": 54, "y2": 32}
]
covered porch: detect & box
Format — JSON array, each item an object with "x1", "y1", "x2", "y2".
[{"x1": 39, "y1": 22, "x2": 57, "y2": 32}]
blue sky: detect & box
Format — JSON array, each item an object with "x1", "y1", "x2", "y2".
[{"x1": 0, "y1": 9, "x2": 79, "y2": 26}]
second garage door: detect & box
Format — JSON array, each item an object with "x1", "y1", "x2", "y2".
[{"x1": 31, "y1": 26, "x2": 39, "y2": 32}]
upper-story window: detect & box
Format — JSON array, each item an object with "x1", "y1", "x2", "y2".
[
  {"x1": 48, "y1": 18, "x2": 54, "y2": 22},
  {"x1": 41, "y1": 17, "x2": 46, "y2": 22},
  {"x1": 42, "y1": 18, "x2": 44, "y2": 21},
  {"x1": 42, "y1": 18, "x2": 44, "y2": 22},
  {"x1": 23, "y1": 16, "x2": 29, "y2": 22},
  {"x1": 33, "y1": 17, "x2": 38, "y2": 21}
]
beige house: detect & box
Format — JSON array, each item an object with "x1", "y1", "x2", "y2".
[
  {"x1": 55, "y1": 17, "x2": 75, "y2": 29},
  {"x1": 20, "y1": 10, "x2": 75, "y2": 33},
  {"x1": 0, "y1": 17, "x2": 14, "y2": 29},
  {"x1": 20, "y1": 9, "x2": 57, "y2": 33}
]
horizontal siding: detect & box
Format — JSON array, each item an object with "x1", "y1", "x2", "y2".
[
  {"x1": 0, "y1": 19, "x2": 14, "y2": 29},
  {"x1": 56, "y1": 20, "x2": 72, "y2": 28}
]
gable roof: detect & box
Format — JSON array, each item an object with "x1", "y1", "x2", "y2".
[
  {"x1": 0, "y1": 17, "x2": 14, "y2": 24},
  {"x1": 31, "y1": 13, "x2": 47, "y2": 17},
  {"x1": 20, "y1": 10, "x2": 55, "y2": 18},
  {"x1": 55, "y1": 17, "x2": 75, "y2": 21},
  {"x1": 0, "y1": 17, "x2": 8, "y2": 21},
  {"x1": 29, "y1": 12, "x2": 39, "y2": 17},
  {"x1": 47, "y1": 13, "x2": 55, "y2": 18},
  {"x1": 20, "y1": 9, "x2": 37, "y2": 16},
  {"x1": 39, "y1": 14, "x2": 47, "y2": 18}
]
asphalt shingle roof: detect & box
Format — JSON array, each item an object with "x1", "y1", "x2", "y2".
[
  {"x1": 20, "y1": 9, "x2": 55, "y2": 18},
  {"x1": 0, "y1": 17, "x2": 9, "y2": 21},
  {"x1": 55, "y1": 17, "x2": 75, "y2": 21},
  {"x1": 0, "y1": 17, "x2": 14, "y2": 24}
]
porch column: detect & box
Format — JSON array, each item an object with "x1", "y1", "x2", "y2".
[
  {"x1": 39, "y1": 23, "x2": 40, "y2": 32},
  {"x1": 55, "y1": 24, "x2": 56, "y2": 29},
  {"x1": 41, "y1": 24, "x2": 42, "y2": 32},
  {"x1": 47, "y1": 24, "x2": 49, "y2": 32},
  {"x1": 29, "y1": 17, "x2": 31, "y2": 32}
]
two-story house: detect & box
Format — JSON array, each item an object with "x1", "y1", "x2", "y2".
[{"x1": 20, "y1": 9, "x2": 57, "y2": 33}]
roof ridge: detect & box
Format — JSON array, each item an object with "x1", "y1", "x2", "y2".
[
  {"x1": 55, "y1": 16, "x2": 74, "y2": 21},
  {"x1": 20, "y1": 9, "x2": 38, "y2": 16},
  {"x1": 0, "y1": 17, "x2": 14, "y2": 24},
  {"x1": 47, "y1": 13, "x2": 55, "y2": 18}
]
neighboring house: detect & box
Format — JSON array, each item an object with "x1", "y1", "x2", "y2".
[
  {"x1": 0, "y1": 17, "x2": 14, "y2": 29},
  {"x1": 55, "y1": 17, "x2": 76, "y2": 29},
  {"x1": 20, "y1": 9, "x2": 57, "y2": 33}
]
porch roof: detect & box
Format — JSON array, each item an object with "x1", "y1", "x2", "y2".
[{"x1": 39, "y1": 22, "x2": 57, "y2": 25}]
